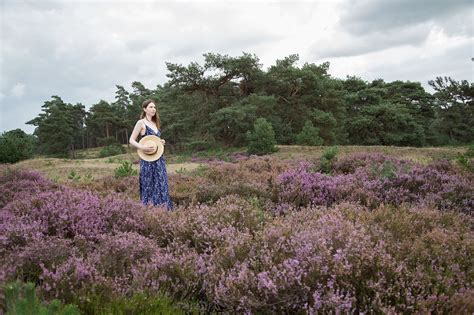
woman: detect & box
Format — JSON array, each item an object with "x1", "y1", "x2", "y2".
[{"x1": 129, "y1": 99, "x2": 173, "y2": 210}]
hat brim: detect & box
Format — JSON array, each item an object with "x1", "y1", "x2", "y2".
[{"x1": 137, "y1": 135, "x2": 164, "y2": 162}]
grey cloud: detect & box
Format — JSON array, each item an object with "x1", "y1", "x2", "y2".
[
  {"x1": 312, "y1": 0, "x2": 473, "y2": 59},
  {"x1": 1, "y1": 0, "x2": 472, "y2": 133},
  {"x1": 339, "y1": 0, "x2": 473, "y2": 36},
  {"x1": 0, "y1": 1, "x2": 284, "y2": 133},
  {"x1": 362, "y1": 40, "x2": 473, "y2": 90},
  {"x1": 312, "y1": 23, "x2": 429, "y2": 58}
]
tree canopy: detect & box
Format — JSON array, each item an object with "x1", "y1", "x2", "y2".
[{"x1": 13, "y1": 52, "x2": 472, "y2": 157}]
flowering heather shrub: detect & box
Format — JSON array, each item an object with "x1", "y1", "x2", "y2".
[
  {"x1": 203, "y1": 204, "x2": 474, "y2": 313},
  {"x1": 201, "y1": 157, "x2": 298, "y2": 200},
  {"x1": 0, "y1": 169, "x2": 59, "y2": 208},
  {"x1": 1, "y1": 171, "x2": 148, "y2": 282},
  {"x1": 130, "y1": 244, "x2": 201, "y2": 299},
  {"x1": 1, "y1": 169, "x2": 473, "y2": 313},
  {"x1": 429, "y1": 158, "x2": 468, "y2": 175},
  {"x1": 332, "y1": 152, "x2": 412, "y2": 175},
  {"x1": 144, "y1": 195, "x2": 268, "y2": 253},
  {"x1": 2, "y1": 237, "x2": 75, "y2": 284},
  {"x1": 72, "y1": 156, "x2": 295, "y2": 207},
  {"x1": 170, "y1": 174, "x2": 223, "y2": 205},
  {"x1": 39, "y1": 255, "x2": 112, "y2": 304},
  {"x1": 92, "y1": 232, "x2": 159, "y2": 279},
  {"x1": 277, "y1": 155, "x2": 474, "y2": 214},
  {"x1": 356, "y1": 205, "x2": 474, "y2": 313},
  {"x1": 276, "y1": 161, "x2": 353, "y2": 208},
  {"x1": 2, "y1": 189, "x2": 146, "y2": 243},
  {"x1": 376, "y1": 166, "x2": 473, "y2": 213},
  {"x1": 71, "y1": 175, "x2": 139, "y2": 200},
  {"x1": 204, "y1": 205, "x2": 383, "y2": 313},
  {"x1": 167, "y1": 157, "x2": 294, "y2": 206},
  {"x1": 228, "y1": 152, "x2": 251, "y2": 162}
]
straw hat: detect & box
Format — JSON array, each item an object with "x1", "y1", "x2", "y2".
[{"x1": 137, "y1": 135, "x2": 164, "y2": 161}]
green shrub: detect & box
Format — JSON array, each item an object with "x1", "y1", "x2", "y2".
[
  {"x1": 246, "y1": 118, "x2": 278, "y2": 155},
  {"x1": 67, "y1": 170, "x2": 81, "y2": 181},
  {"x1": 319, "y1": 146, "x2": 338, "y2": 174},
  {"x1": 83, "y1": 173, "x2": 94, "y2": 182},
  {"x1": 85, "y1": 292, "x2": 200, "y2": 315},
  {"x1": 370, "y1": 161, "x2": 397, "y2": 180},
  {"x1": 114, "y1": 161, "x2": 138, "y2": 178},
  {"x1": 296, "y1": 121, "x2": 323, "y2": 146},
  {"x1": 0, "y1": 129, "x2": 36, "y2": 163},
  {"x1": 99, "y1": 144, "x2": 125, "y2": 158},
  {"x1": 4, "y1": 281, "x2": 80, "y2": 315},
  {"x1": 456, "y1": 153, "x2": 474, "y2": 173}
]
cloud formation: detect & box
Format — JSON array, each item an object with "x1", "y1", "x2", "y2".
[{"x1": 0, "y1": 0, "x2": 472, "y2": 133}]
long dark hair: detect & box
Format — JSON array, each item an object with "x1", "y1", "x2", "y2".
[{"x1": 140, "y1": 99, "x2": 161, "y2": 129}]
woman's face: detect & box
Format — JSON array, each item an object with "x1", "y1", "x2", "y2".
[{"x1": 144, "y1": 102, "x2": 156, "y2": 116}]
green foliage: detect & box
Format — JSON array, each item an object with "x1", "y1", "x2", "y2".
[
  {"x1": 347, "y1": 103, "x2": 425, "y2": 146},
  {"x1": 0, "y1": 129, "x2": 36, "y2": 163},
  {"x1": 209, "y1": 103, "x2": 257, "y2": 146},
  {"x1": 429, "y1": 77, "x2": 474, "y2": 144},
  {"x1": 319, "y1": 146, "x2": 339, "y2": 174},
  {"x1": 98, "y1": 144, "x2": 125, "y2": 158},
  {"x1": 184, "y1": 140, "x2": 215, "y2": 152},
  {"x1": 370, "y1": 161, "x2": 398, "y2": 180},
  {"x1": 296, "y1": 121, "x2": 324, "y2": 146},
  {"x1": 79, "y1": 291, "x2": 199, "y2": 315},
  {"x1": 85, "y1": 101, "x2": 119, "y2": 148},
  {"x1": 97, "y1": 137, "x2": 120, "y2": 147},
  {"x1": 67, "y1": 170, "x2": 81, "y2": 181},
  {"x1": 310, "y1": 110, "x2": 337, "y2": 145},
  {"x1": 175, "y1": 164, "x2": 209, "y2": 176},
  {"x1": 106, "y1": 157, "x2": 123, "y2": 163},
  {"x1": 270, "y1": 117, "x2": 294, "y2": 144},
  {"x1": 4, "y1": 281, "x2": 80, "y2": 315},
  {"x1": 321, "y1": 146, "x2": 338, "y2": 160},
  {"x1": 166, "y1": 52, "x2": 262, "y2": 98},
  {"x1": 246, "y1": 118, "x2": 278, "y2": 155},
  {"x1": 26, "y1": 96, "x2": 86, "y2": 156},
  {"x1": 114, "y1": 161, "x2": 138, "y2": 178},
  {"x1": 25, "y1": 53, "x2": 473, "y2": 153},
  {"x1": 83, "y1": 173, "x2": 94, "y2": 182},
  {"x1": 455, "y1": 145, "x2": 474, "y2": 172},
  {"x1": 248, "y1": 196, "x2": 266, "y2": 224}
]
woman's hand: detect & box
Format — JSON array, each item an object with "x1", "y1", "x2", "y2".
[
  {"x1": 142, "y1": 145, "x2": 156, "y2": 154},
  {"x1": 161, "y1": 139, "x2": 166, "y2": 145}
]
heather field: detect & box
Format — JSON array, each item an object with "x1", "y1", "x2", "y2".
[{"x1": 1, "y1": 146, "x2": 473, "y2": 313}]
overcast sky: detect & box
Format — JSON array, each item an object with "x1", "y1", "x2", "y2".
[{"x1": 1, "y1": 0, "x2": 473, "y2": 134}]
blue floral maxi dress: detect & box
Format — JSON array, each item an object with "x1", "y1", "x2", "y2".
[{"x1": 139, "y1": 125, "x2": 173, "y2": 210}]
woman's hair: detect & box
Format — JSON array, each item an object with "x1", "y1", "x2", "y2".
[{"x1": 140, "y1": 99, "x2": 161, "y2": 129}]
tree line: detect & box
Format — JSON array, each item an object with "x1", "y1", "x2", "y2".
[{"x1": 2, "y1": 52, "x2": 473, "y2": 160}]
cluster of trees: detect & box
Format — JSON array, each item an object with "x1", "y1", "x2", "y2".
[
  {"x1": 24, "y1": 83, "x2": 156, "y2": 157},
  {"x1": 2, "y1": 52, "x2": 472, "y2": 160},
  {"x1": 0, "y1": 129, "x2": 36, "y2": 163}
]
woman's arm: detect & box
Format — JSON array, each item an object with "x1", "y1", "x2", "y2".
[{"x1": 129, "y1": 120, "x2": 145, "y2": 150}]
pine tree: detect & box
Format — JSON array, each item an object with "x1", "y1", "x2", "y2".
[{"x1": 246, "y1": 118, "x2": 278, "y2": 155}]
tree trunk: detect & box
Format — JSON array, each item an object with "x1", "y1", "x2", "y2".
[
  {"x1": 125, "y1": 129, "x2": 129, "y2": 148},
  {"x1": 70, "y1": 142, "x2": 75, "y2": 159}
]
